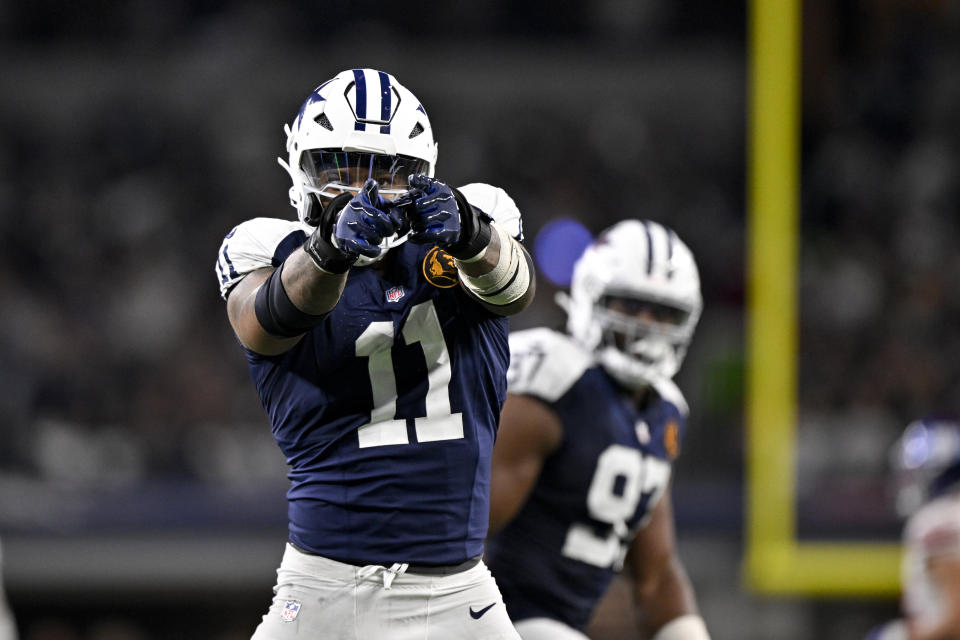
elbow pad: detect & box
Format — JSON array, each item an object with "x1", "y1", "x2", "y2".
[{"x1": 459, "y1": 223, "x2": 531, "y2": 306}]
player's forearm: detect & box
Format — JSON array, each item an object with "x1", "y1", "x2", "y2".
[
  {"x1": 240, "y1": 249, "x2": 347, "y2": 351},
  {"x1": 455, "y1": 221, "x2": 501, "y2": 277},
  {"x1": 634, "y1": 559, "x2": 703, "y2": 639},
  {"x1": 281, "y1": 247, "x2": 348, "y2": 315}
]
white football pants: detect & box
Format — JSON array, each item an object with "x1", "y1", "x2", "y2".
[
  {"x1": 514, "y1": 617, "x2": 589, "y2": 640},
  {"x1": 251, "y1": 543, "x2": 520, "y2": 640}
]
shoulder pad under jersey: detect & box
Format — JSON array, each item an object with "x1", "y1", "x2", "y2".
[
  {"x1": 507, "y1": 328, "x2": 594, "y2": 402},
  {"x1": 215, "y1": 217, "x2": 309, "y2": 299},
  {"x1": 457, "y1": 183, "x2": 524, "y2": 241},
  {"x1": 651, "y1": 376, "x2": 690, "y2": 418}
]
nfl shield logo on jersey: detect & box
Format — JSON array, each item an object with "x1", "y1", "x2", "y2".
[
  {"x1": 385, "y1": 286, "x2": 405, "y2": 303},
  {"x1": 635, "y1": 420, "x2": 651, "y2": 444},
  {"x1": 281, "y1": 600, "x2": 301, "y2": 622}
]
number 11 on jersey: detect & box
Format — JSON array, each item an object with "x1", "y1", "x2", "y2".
[{"x1": 355, "y1": 300, "x2": 464, "y2": 448}]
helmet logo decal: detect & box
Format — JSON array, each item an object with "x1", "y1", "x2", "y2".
[
  {"x1": 349, "y1": 69, "x2": 397, "y2": 134},
  {"x1": 423, "y1": 247, "x2": 459, "y2": 288},
  {"x1": 294, "y1": 80, "x2": 332, "y2": 129}
]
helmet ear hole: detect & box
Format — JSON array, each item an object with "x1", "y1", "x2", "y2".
[{"x1": 315, "y1": 113, "x2": 334, "y2": 131}]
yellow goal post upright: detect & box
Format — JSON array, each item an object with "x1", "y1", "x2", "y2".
[{"x1": 745, "y1": 0, "x2": 902, "y2": 597}]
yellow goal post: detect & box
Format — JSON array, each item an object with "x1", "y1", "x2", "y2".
[{"x1": 745, "y1": 0, "x2": 902, "y2": 597}]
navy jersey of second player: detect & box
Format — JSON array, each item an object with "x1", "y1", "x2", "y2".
[
  {"x1": 486, "y1": 337, "x2": 683, "y2": 630},
  {"x1": 241, "y1": 235, "x2": 509, "y2": 566}
]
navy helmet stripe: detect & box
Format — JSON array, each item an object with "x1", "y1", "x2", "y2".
[
  {"x1": 641, "y1": 220, "x2": 654, "y2": 275},
  {"x1": 352, "y1": 69, "x2": 367, "y2": 131},
  {"x1": 378, "y1": 70, "x2": 391, "y2": 134},
  {"x1": 666, "y1": 229, "x2": 676, "y2": 279}
]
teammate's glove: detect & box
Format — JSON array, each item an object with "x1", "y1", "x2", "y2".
[
  {"x1": 303, "y1": 179, "x2": 404, "y2": 273},
  {"x1": 401, "y1": 174, "x2": 492, "y2": 260}
]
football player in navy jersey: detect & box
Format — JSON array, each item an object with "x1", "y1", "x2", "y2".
[
  {"x1": 486, "y1": 220, "x2": 710, "y2": 640},
  {"x1": 215, "y1": 68, "x2": 534, "y2": 639}
]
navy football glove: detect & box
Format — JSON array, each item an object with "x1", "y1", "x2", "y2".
[
  {"x1": 402, "y1": 174, "x2": 491, "y2": 259},
  {"x1": 334, "y1": 179, "x2": 406, "y2": 258},
  {"x1": 303, "y1": 180, "x2": 405, "y2": 273}
]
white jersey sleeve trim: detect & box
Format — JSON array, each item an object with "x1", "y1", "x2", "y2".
[
  {"x1": 215, "y1": 218, "x2": 308, "y2": 299},
  {"x1": 457, "y1": 183, "x2": 524, "y2": 241},
  {"x1": 651, "y1": 376, "x2": 690, "y2": 417},
  {"x1": 507, "y1": 328, "x2": 594, "y2": 402}
]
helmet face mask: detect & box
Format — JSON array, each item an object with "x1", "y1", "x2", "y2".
[
  {"x1": 892, "y1": 419, "x2": 960, "y2": 516},
  {"x1": 299, "y1": 150, "x2": 429, "y2": 204},
  {"x1": 564, "y1": 220, "x2": 702, "y2": 389},
  {"x1": 279, "y1": 68, "x2": 438, "y2": 261}
]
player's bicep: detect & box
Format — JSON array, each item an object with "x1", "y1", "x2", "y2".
[
  {"x1": 488, "y1": 393, "x2": 562, "y2": 534},
  {"x1": 226, "y1": 268, "x2": 303, "y2": 356}
]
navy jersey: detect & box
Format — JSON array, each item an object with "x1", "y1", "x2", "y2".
[
  {"x1": 486, "y1": 328, "x2": 687, "y2": 631},
  {"x1": 216, "y1": 184, "x2": 524, "y2": 567}
]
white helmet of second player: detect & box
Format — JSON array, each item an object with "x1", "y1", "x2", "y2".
[
  {"x1": 562, "y1": 219, "x2": 702, "y2": 389},
  {"x1": 891, "y1": 419, "x2": 960, "y2": 516},
  {"x1": 278, "y1": 68, "x2": 438, "y2": 241}
]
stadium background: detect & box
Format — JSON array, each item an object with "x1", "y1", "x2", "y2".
[{"x1": 1, "y1": 0, "x2": 959, "y2": 637}]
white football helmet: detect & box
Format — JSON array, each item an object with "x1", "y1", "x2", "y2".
[
  {"x1": 278, "y1": 68, "x2": 438, "y2": 258},
  {"x1": 891, "y1": 419, "x2": 960, "y2": 516},
  {"x1": 560, "y1": 219, "x2": 702, "y2": 389}
]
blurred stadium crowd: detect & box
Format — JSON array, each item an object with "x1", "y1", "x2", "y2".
[{"x1": 0, "y1": 1, "x2": 958, "y2": 638}]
